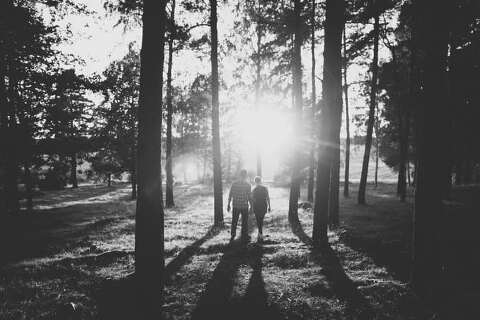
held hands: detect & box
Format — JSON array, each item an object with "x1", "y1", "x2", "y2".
[
  {"x1": 227, "y1": 204, "x2": 231, "y2": 212},
  {"x1": 268, "y1": 207, "x2": 271, "y2": 212}
]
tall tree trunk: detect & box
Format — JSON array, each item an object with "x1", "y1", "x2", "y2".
[
  {"x1": 210, "y1": 0, "x2": 223, "y2": 227},
  {"x1": 307, "y1": 0, "x2": 316, "y2": 203},
  {"x1": 288, "y1": 0, "x2": 303, "y2": 224},
  {"x1": 107, "y1": 173, "x2": 112, "y2": 187},
  {"x1": 411, "y1": 0, "x2": 449, "y2": 300},
  {"x1": 343, "y1": 28, "x2": 351, "y2": 198},
  {"x1": 312, "y1": 0, "x2": 344, "y2": 248},
  {"x1": 358, "y1": 13, "x2": 380, "y2": 204},
  {"x1": 255, "y1": 0, "x2": 262, "y2": 177},
  {"x1": 374, "y1": 106, "x2": 379, "y2": 188},
  {"x1": 24, "y1": 162, "x2": 33, "y2": 213},
  {"x1": 70, "y1": 152, "x2": 78, "y2": 188},
  {"x1": 131, "y1": 168, "x2": 137, "y2": 200},
  {"x1": 165, "y1": 0, "x2": 176, "y2": 208},
  {"x1": 135, "y1": 0, "x2": 167, "y2": 317}
]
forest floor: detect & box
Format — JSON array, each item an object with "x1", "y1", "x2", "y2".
[{"x1": 0, "y1": 182, "x2": 478, "y2": 319}]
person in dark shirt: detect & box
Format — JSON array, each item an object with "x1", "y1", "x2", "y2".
[
  {"x1": 227, "y1": 169, "x2": 251, "y2": 242},
  {"x1": 251, "y1": 176, "x2": 270, "y2": 242}
]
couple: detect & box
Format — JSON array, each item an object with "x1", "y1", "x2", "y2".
[{"x1": 227, "y1": 169, "x2": 271, "y2": 243}]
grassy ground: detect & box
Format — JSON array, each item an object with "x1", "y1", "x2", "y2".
[{"x1": 0, "y1": 182, "x2": 476, "y2": 319}]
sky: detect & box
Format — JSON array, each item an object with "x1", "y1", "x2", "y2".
[{"x1": 53, "y1": 0, "x2": 396, "y2": 179}]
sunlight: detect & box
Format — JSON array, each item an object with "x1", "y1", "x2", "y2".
[{"x1": 233, "y1": 103, "x2": 294, "y2": 179}]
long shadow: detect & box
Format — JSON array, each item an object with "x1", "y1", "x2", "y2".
[
  {"x1": 192, "y1": 242, "x2": 283, "y2": 320},
  {"x1": 290, "y1": 219, "x2": 374, "y2": 319},
  {"x1": 191, "y1": 240, "x2": 247, "y2": 320},
  {"x1": 97, "y1": 226, "x2": 222, "y2": 320},
  {"x1": 165, "y1": 226, "x2": 221, "y2": 284}
]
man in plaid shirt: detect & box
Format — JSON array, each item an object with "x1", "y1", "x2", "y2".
[{"x1": 227, "y1": 169, "x2": 251, "y2": 242}]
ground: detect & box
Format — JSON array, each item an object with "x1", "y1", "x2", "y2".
[{"x1": 0, "y1": 182, "x2": 477, "y2": 319}]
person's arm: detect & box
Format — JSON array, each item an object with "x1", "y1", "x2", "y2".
[
  {"x1": 248, "y1": 184, "x2": 253, "y2": 209},
  {"x1": 227, "y1": 184, "x2": 233, "y2": 211},
  {"x1": 266, "y1": 187, "x2": 271, "y2": 212}
]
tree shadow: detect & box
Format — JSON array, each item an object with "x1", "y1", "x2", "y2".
[
  {"x1": 96, "y1": 226, "x2": 222, "y2": 320},
  {"x1": 289, "y1": 219, "x2": 374, "y2": 319},
  {"x1": 165, "y1": 226, "x2": 221, "y2": 284},
  {"x1": 191, "y1": 242, "x2": 284, "y2": 320}
]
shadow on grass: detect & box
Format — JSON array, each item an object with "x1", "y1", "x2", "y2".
[
  {"x1": 192, "y1": 241, "x2": 284, "y2": 320},
  {"x1": 96, "y1": 226, "x2": 223, "y2": 320},
  {"x1": 165, "y1": 226, "x2": 221, "y2": 285},
  {"x1": 290, "y1": 219, "x2": 374, "y2": 320}
]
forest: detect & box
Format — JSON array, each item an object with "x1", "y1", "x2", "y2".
[{"x1": 0, "y1": 0, "x2": 479, "y2": 319}]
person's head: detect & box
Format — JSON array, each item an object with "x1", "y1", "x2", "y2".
[
  {"x1": 239, "y1": 169, "x2": 248, "y2": 181},
  {"x1": 254, "y1": 176, "x2": 262, "y2": 185}
]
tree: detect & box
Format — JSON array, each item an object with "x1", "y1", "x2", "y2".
[
  {"x1": 135, "y1": 0, "x2": 167, "y2": 317},
  {"x1": 411, "y1": 0, "x2": 450, "y2": 299},
  {"x1": 312, "y1": 0, "x2": 345, "y2": 247},
  {"x1": 342, "y1": 28, "x2": 351, "y2": 197},
  {"x1": 307, "y1": 0, "x2": 316, "y2": 203},
  {"x1": 357, "y1": 5, "x2": 380, "y2": 204},
  {"x1": 288, "y1": 0, "x2": 304, "y2": 224},
  {"x1": 99, "y1": 45, "x2": 140, "y2": 199},
  {"x1": 210, "y1": 0, "x2": 223, "y2": 227},
  {"x1": 165, "y1": 0, "x2": 177, "y2": 208}
]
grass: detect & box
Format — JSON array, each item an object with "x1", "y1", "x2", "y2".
[{"x1": 0, "y1": 181, "x2": 477, "y2": 319}]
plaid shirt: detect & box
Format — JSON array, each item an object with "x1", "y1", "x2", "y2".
[{"x1": 229, "y1": 180, "x2": 251, "y2": 209}]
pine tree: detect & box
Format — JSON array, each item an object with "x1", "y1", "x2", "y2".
[
  {"x1": 135, "y1": 0, "x2": 167, "y2": 316},
  {"x1": 312, "y1": 0, "x2": 345, "y2": 247},
  {"x1": 210, "y1": 0, "x2": 224, "y2": 227}
]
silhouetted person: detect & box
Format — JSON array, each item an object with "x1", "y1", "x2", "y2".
[
  {"x1": 251, "y1": 176, "x2": 270, "y2": 242},
  {"x1": 227, "y1": 169, "x2": 251, "y2": 242}
]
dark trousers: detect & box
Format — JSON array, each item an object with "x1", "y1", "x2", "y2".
[
  {"x1": 254, "y1": 211, "x2": 265, "y2": 234},
  {"x1": 231, "y1": 207, "x2": 249, "y2": 239}
]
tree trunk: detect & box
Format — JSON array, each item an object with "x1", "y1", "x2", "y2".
[
  {"x1": 398, "y1": 111, "x2": 408, "y2": 201},
  {"x1": 329, "y1": 145, "x2": 340, "y2": 226},
  {"x1": 70, "y1": 153, "x2": 78, "y2": 188},
  {"x1": 288, "y1": 0, "x2": 303, "y2": 224},
  {"x1": 165, "y1": 0, "x2": 176, "y2": 208},
  {"x1": 374, "y1": 106, "x2": 379, "y2": 188},
  {"x1": 307, "y1": 0, "x2": 316, "y2": 203},
  {"x1": 343, "y1": 28, "x2": 351, "y2": 198},
  {"x1": 312, "y1": 0, "x2": 344, "y2": 248},
  {"x1": 107, "y1": 173, "x2": 112, "y2": 187},
  {"x1": 210, "y1": 0, "x2": 223, "y2": 227},
  {"x1": 135, "y1": 0, "x2": 167, "y2": 317},
  {"x1": 24, "y1": 162, "x2": 33, "y2": 213},
  {"x1": 255, "y1": 0, "x2": 262, "y2": 177},
  {"x1": 358, "y1": 13, "x2": 380, "y2": 204},
  {"x1": 131, "y1": 167, "x2": 137, "y2": 200},
  {"x1": 411, "y1": 0, "x2": 449, "y2": 300}
]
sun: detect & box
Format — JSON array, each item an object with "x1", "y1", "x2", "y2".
[{"x1": 233, "y1": 103, "x2": 294, "y2": 180}]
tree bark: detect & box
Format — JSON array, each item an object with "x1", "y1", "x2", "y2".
[
  {"x1": 135, "y1": 0, "x2": 167, "y2": 317},
  {"x1": 343, "y1": 28, "x2": 351, "y2": 198},
  {"x1": 307, "y1": 0, "x2": 316, "y2": 203},
  {"x1": 312, "y1": 0, "x2": 344, "y2": 248},
  {"x1": 255, "y1": 0, "x2": 262, "y2": 177},
  {"x1": 288, "y1": 0, "x2": 303, "y2": 224},
  {"x1": 210, "y1": 0, "x2": 224, "y2": 227},
  {"x1": 70, "y1": 153, "x2": 78, "y2": 188},
  {"x1": 411, "y1": 0, "x2": 449, "y2": 300},
  {"x1": 358, "y1": 13, "x2": 380, "y2": 204},
  {"x1": 165, "y1": 0, "x2": 176, "y2": 208},
  {"x1": 374, "y1": 106, "x2": 379, "y2": 188}
]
